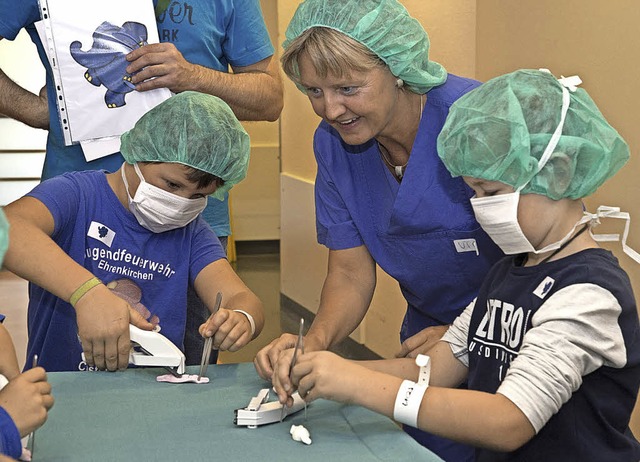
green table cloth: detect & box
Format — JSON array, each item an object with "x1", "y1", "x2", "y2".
[{"x1": 36, "y1": 363, "x2": 442, "y2": 461}]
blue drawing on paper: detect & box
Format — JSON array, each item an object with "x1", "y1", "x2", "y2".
[{"x1": 70, "y1": 21, "x2": 148, "y2": 108}]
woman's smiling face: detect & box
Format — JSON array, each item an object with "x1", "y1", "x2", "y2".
[{"x1": 298, "y1": 52, "x2": 401, "y2": 146}]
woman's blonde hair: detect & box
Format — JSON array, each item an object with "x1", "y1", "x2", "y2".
[{"x1": 281, "y1": 27, "x2": 387, "y2": 85}]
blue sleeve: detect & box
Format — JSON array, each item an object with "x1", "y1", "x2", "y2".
[
  {"x1": 26, "y1": 173, "x2": 83, "y2": 239},
  {"x1": 223, "y1": 0, "x2": 274, "y2": 67},
  {"x1": 188, "y1": 217, "x2": 227, "y2": 284},
  {"x1": 0, "y1": 0, "x2": 39, "y2": 40},
  {"x1": 0, "y1": 407, "x2": 21, "y2": 459},
  {"x1": 313, "y1": 127, "x2": 365, "y2": 250}
]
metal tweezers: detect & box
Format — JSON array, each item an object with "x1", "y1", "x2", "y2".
[
  {"x1": 27, "y1": 354, "x2": 38, "y2": 458},
  {"x1": 198, "y1": 291, "x2": 222, "y2": 381},
  {"x1": 280, "y1": 317, "x2": 305, "y2": 422}
]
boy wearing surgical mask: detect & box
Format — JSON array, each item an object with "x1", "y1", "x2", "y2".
[
  {"x1": 3, "y1": 91, "x2": 264, "y2": 373},
  {"x1": 272, "y1": 70, "x2": 640, "y2": 461}
]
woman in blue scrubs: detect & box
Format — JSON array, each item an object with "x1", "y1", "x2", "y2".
[{"x1": 254, "y1": 1, "x2": 502, "y2": 460}]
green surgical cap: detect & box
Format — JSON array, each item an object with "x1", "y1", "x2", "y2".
[
  {"x1": 120, "y1": 91, "x2": 250, "y2": 200},
  {"x1": 283, "y1": 0, "x2": 447, "y2": 94},
  {"x1": 0, "y1": 209, "x2": 8, "y2": 265},
  {"x1": 437, "y1": 69, "x2": 629, "y2": 200}
]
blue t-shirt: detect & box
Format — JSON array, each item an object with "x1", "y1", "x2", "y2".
[
  {"x1": 0, "y1": 407, "x2": 21, "y2": 459},
  {"x1": 0, "y1": 0, "x2": 274, "y2": 236},
  {"x1": 25, "y1": 170, "x2": 225, "y2": 372},
  {"x1": 0, "y1": 316, "x2": 20, "y2": 459},
  {"x1": 313, "y1": 74, "x2": 504, "y2": 341},
  {"x1": 155, "y1": 0, "x2": 274, "y2": 236}
]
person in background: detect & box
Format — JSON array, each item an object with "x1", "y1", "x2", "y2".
[
  {"x1": 253, "y1": 1, "x2": 502, "y2": 459},
  {"x1": 274, "y1": 69, "x2": 640, "y2": 461},
  {"x1": 0, "y1": 0, "x2": 283, "y2": 366},
  {"x1": 0, "y1": 210, "x2": 54, "y2": 460},
  {"x1": 3, "y1": 91, "x2": 264, "y2": 373},
  {"x1": 127, "y1": 0, "x2": 283, "y2": 366}
]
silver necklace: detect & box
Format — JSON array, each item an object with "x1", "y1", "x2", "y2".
[
  {"x1": 378, "y1": 93, "x2": 425, "y2": 181},
  {"x1": 378, "y1": 143, "x2": 406, "y2": 179}
]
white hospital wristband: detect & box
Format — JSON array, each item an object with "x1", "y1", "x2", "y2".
[
  {"x1": 233, "y1": 310, "x2": 256, "y2": 337},
  {"x1": 393, "y1": 380, "x2": 428, "y2": 427},
  {"x1": 415, "y1": 354, "x2": 431, "y2": 385}
]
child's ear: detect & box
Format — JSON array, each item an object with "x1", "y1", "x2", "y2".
[{"x1": 545, "y1": 152, "x2": 573, "y2": 197}]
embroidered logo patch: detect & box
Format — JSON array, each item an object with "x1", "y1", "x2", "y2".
[
  {"x1": 533, "y1": 276, "x2": 555, "y2": 299},
  {"x1": 453, "y1": 239, "x2": 479, "y2": 255},
  {"x1": 87, "y1": 221, "x2": 115, "y2": 247}
]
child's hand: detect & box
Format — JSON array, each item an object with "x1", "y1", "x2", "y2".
[
  {"x1": 75, "y1": 285, "x2": 154, "y2": 371},
  {"x1": 198, "y1": 308, "x2": 252, "y2": 352},
  {"x1": 289, "y1": 351, "x2": 363, "y2": 405},
  {"x1": 271, "y1": 347, "x2": 297, "y2": 408},
  {"x1": 0, "y1": 367, "x2": 54, "y2": 437}
]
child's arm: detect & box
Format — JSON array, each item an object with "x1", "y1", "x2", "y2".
[
  {"x1": 286, "y1": 349, "x2": 535, "y2": 452},
  {"x1": 357, "y1": 340, "x2": 469, "y2": 387},
  {"x1": 3, "y1": 197, "x2": 153, "y2": 371},
  {"x1": 273, "y1": 337, "x2": 467, "y2": 407},
  {"x1": 0, "y1": 324, "x2": 20, "y2": 381},
  {"x1": 194, "y1": 259, "x2": 264, "y2": 351}
]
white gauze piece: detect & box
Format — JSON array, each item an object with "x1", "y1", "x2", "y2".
[{"x1": 290, "y1": 424, "x2": 312, "y2": 445}]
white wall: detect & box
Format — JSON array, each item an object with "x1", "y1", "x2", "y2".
[{"x1": 0, "y1": 30, "x2": 47, "y2": 205}]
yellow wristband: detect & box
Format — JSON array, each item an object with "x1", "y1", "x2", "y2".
[{"x1": 69, "y1": 277, "x2": 102, "y2": 308}]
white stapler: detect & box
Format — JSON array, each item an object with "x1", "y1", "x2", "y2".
[
  {"x1": 129, "y1": 325, "x2": 186, "y2": 376},
  {"x1": 235, "y1": 388, "x2": 307, "y2": 428}
]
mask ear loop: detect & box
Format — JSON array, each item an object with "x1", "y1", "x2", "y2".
[
  {"x1": 121, "y1": 164, "x2": 134, "y2": 201},
  {"x1": 584, "y1": 206, "x2": 640, "y2": 264}
]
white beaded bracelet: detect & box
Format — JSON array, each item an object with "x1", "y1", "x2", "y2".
[
  {"x1": 393, "y1": 380, "x2": 428, "y2": 427},
  {"x1": 233, "y1": 310, "x2": 256, "y2": 337}
]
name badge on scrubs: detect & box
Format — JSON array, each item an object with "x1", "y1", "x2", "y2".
[{"x1": 453, "y1": 239, "x2": 479, "y2": 256}]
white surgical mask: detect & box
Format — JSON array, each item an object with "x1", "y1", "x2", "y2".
[
  {"x1": 471, "y1": 192, "x2": 591, "y2": 255},
  {"x1": 471, "y1": 72, "x2": 576, "y2": 256},
  {"x1": 121, "y1": 163, "x2": 207, "y2": 233}
]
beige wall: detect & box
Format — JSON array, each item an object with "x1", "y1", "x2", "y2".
[
  {"x1": 277, "y1": 1, "x2": 319, "y2": 181},
  {"x1": 476, "y1": 0, "x2": 640, "y2": 434},
  {"x1": 230, "y1": 0, "x2": 281, "y2": 240},
  {"x1": 278, "y1": 1, "x2": 477, "y2": 356}
]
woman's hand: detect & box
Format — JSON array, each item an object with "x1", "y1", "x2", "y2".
[
  {"x1": 253, "y1": 333, "x2": 299, "y2": 381},
  {"x1": 396, "y1": 325, "x2": 450, "y2": 358}
]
